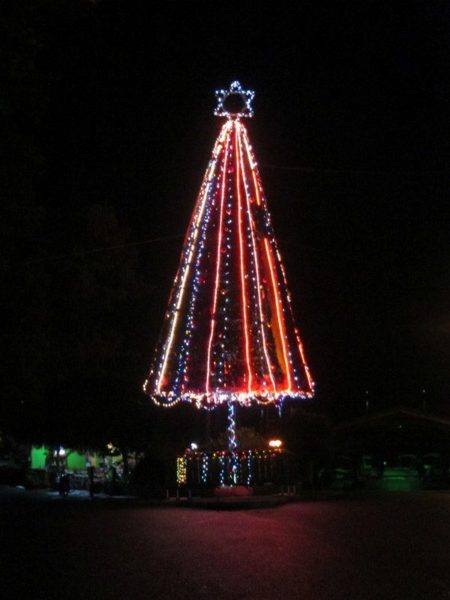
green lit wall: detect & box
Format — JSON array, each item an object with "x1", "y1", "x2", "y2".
[
  {"x1": 30, "y1": 447, "x2": 102, "y2": 470},
  {"x1": 31, "y1": 446, "x2": 47, "y2": 469},
  {"x1": 67, "y1": 451, "x2": 86, "y2": 470}
]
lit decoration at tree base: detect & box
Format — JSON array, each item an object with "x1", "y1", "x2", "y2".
[
  {"x1": 177, "y1": 447, "x2": 291, "y2": 488},
  {"x1": 176, "y1": 457, "x2": 187, "y2": 485},
  {"x1": 144, "y1": 82, "x2": 315, "y2": 482}
]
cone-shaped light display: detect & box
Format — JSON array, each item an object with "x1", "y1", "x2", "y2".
[{"x1": 144, "y1": 82, "x2": 314, "y2": 409}]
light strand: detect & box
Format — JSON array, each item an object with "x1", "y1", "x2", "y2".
[
  {"x1": 235, "y1": 123, "x2": 253, "y2": 392},
  {"x1": 237, "y1": 121, "x2": 276, "y2": 392},
  {"x1": 205, "y1": 127, "x2": 231, "y2": 393}
]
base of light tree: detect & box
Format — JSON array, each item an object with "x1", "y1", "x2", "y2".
[
  {"x1": 176, "y1": 447, "x2": 294, "y2": 488},
  {"x1": 213, "y1": 485, "x2": 253, "y2": 497}
]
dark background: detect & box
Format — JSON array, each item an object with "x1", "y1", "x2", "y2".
[{"x1": 2, "y1": 2, "x2": 449, "y2": 449}]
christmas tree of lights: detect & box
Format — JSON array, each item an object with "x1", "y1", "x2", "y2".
[{"x1": 144, "y1": 82, "x2": 314, "y2": 476}]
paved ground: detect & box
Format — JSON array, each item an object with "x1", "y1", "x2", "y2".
[{"x1": 1, "y1": 490, "x2": 450, "y2": 600}]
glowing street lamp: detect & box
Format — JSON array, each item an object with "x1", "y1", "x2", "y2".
[{"x1": 268, "y1": 439, "x2": 283, "y2": 449}]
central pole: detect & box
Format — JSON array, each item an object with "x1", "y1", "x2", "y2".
[{"x1": 227, "y1": 400, "x2": 238, "y2": 484}]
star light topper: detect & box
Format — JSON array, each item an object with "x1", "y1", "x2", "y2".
[{"x1": 214, "y1": 81, "x2": 255, "y2": 119}]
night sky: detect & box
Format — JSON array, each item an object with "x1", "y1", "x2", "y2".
[{"x1": 4, "y1": 2, "x2": 450, "y2": 427}]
